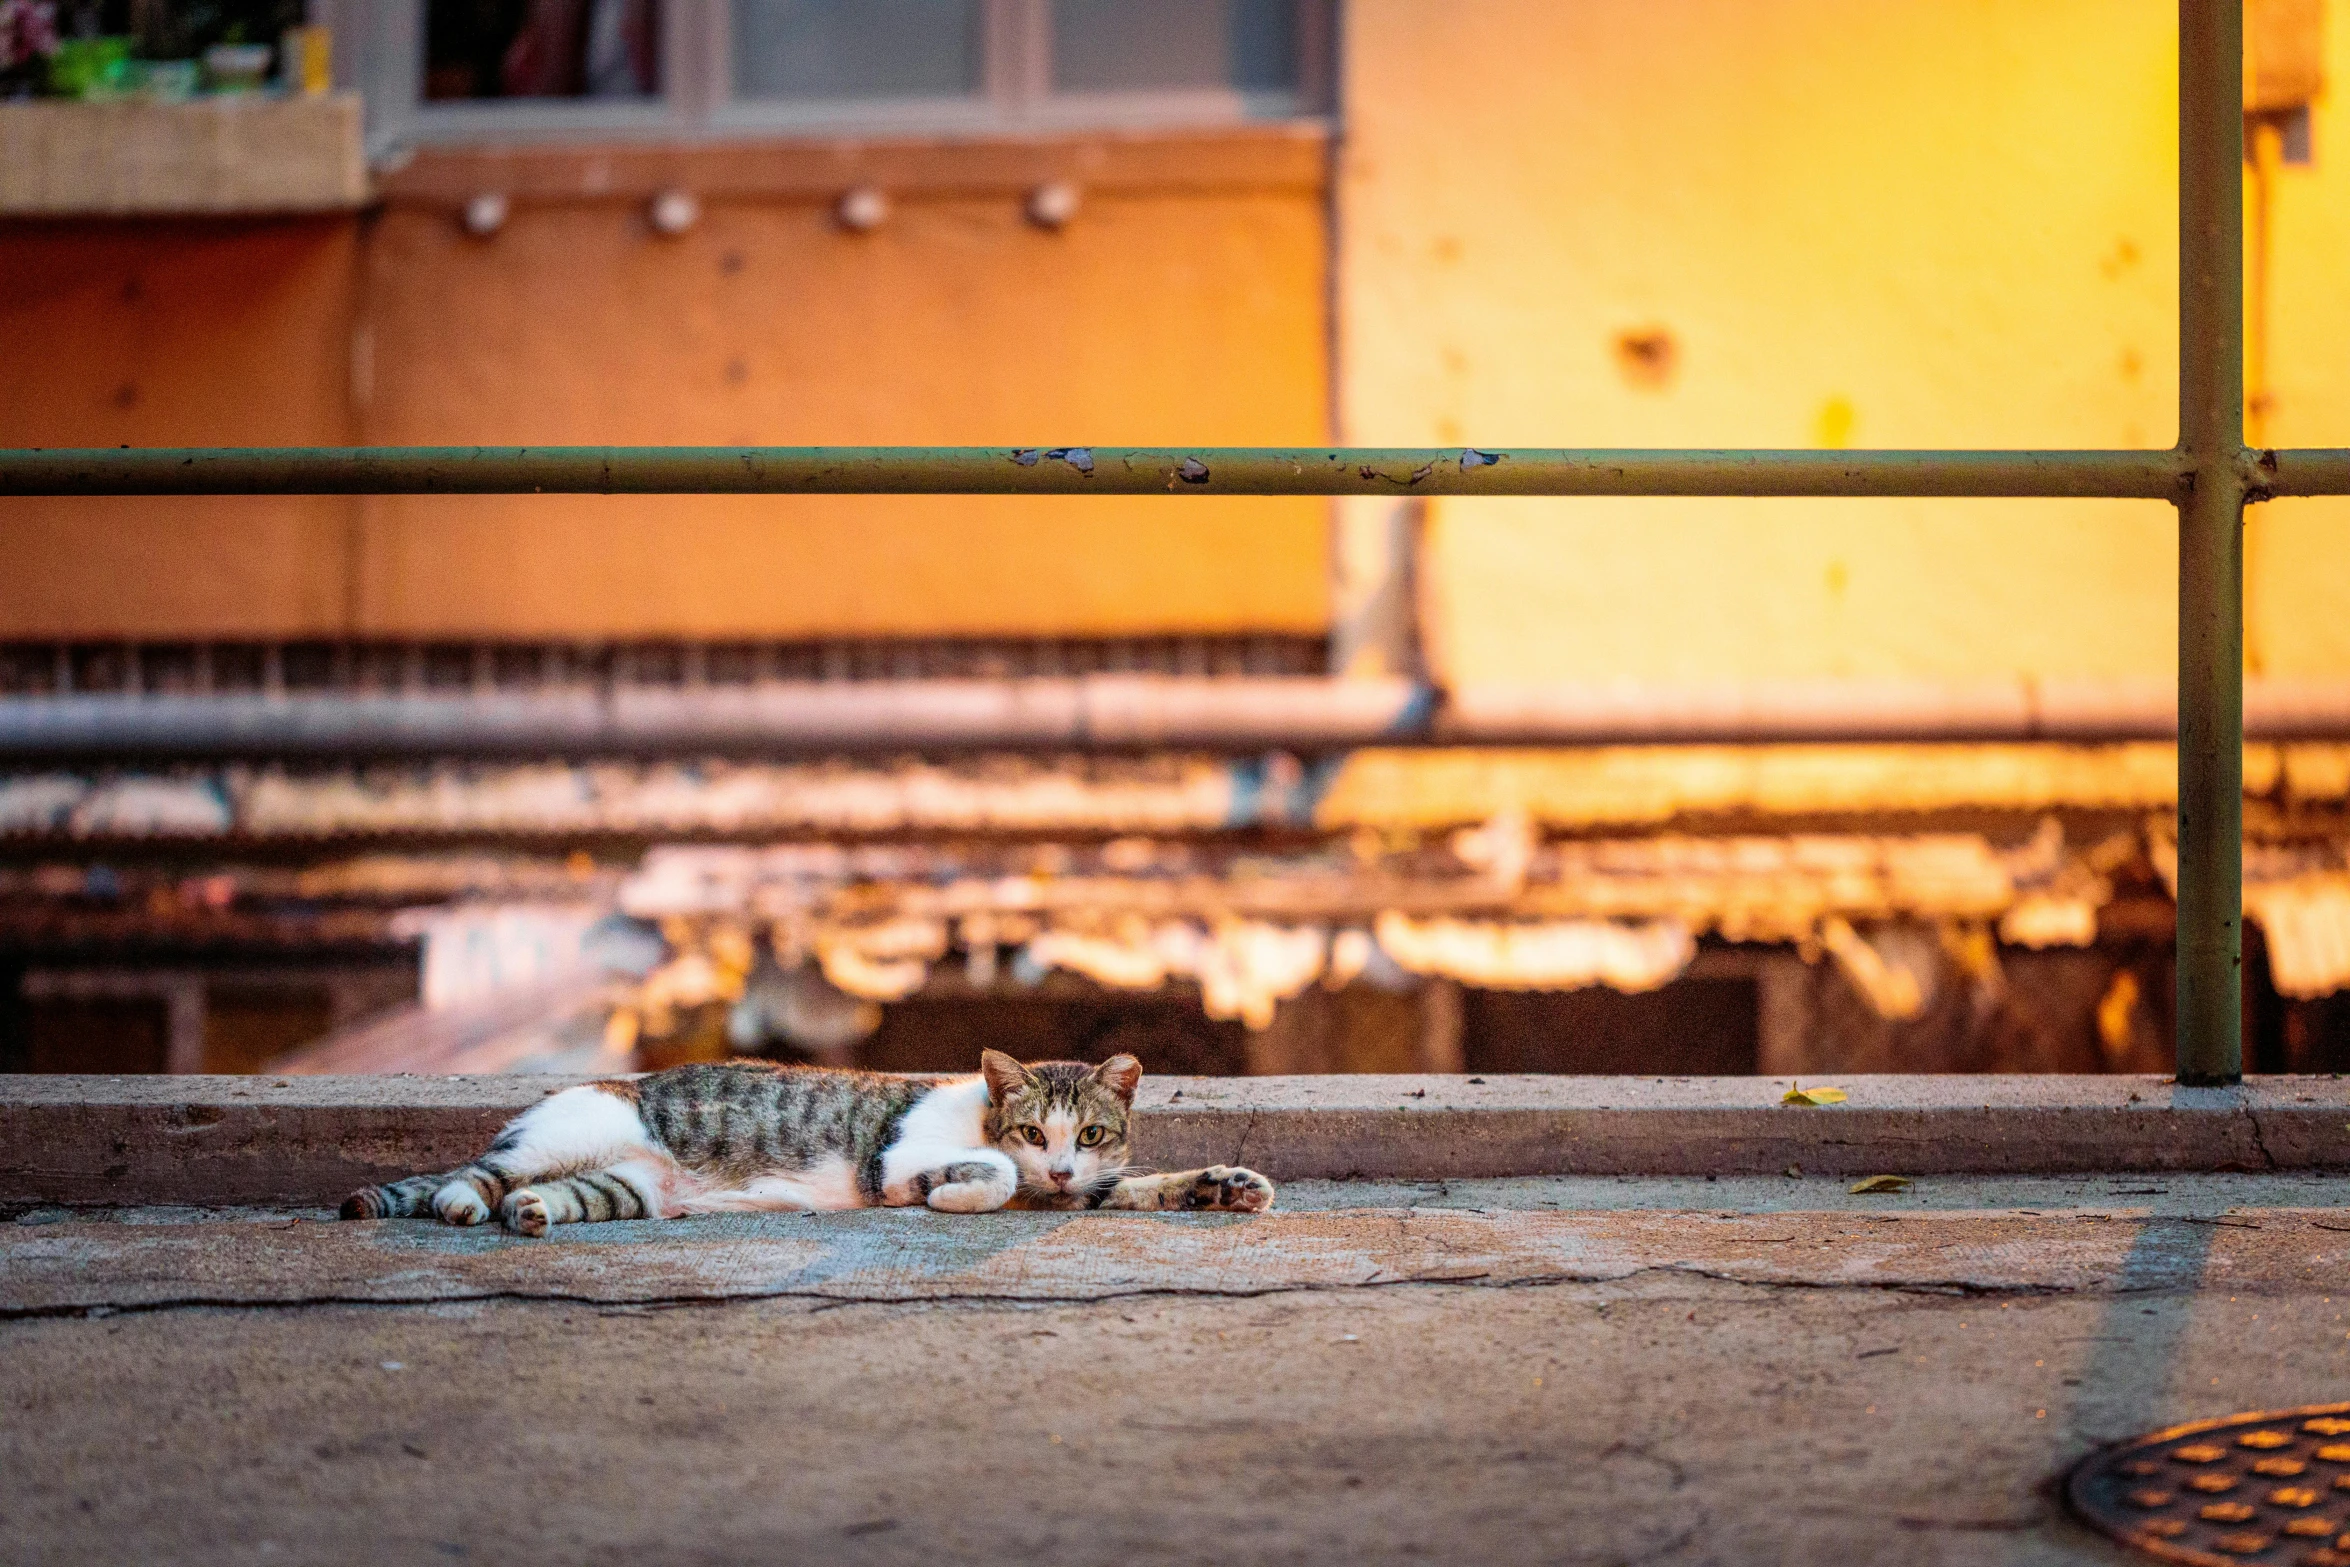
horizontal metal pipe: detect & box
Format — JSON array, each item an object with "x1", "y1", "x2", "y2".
[
  {"x1": 2257, "y1": 448, "x2": 2350, "y2": 496},
  {"x1": 1443, "y1": 676, "x2": 2350, "y2": 743},
  {"x1": 0, "y1": 677, "x2": 1432, "y2": 758},
  {"x1": 8, "y1": 676, "x2": 2350, "y2": 759},
  {"x1": 0, "y1": 445, "x2": 2195, "y2": 498}
]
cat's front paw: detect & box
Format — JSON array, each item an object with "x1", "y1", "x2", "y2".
[{"x1": 1183, "y1": 1165, "x2": 1274, "y2": 1213}]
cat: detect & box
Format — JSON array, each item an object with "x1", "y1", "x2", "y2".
[{"x1": 339, "y1": 1049, "x2": 1274, "y2": 1236}]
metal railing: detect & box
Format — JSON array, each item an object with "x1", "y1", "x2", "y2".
[{"x1": 0, "y1": 1, "x2": 2325, "y2": 1084}]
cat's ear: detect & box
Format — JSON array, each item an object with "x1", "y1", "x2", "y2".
[
  {"x1": 1092, "y1": 1053, "x2": 1143, "y2": 1104},
  {"x1": 979, "y1": 1049, "x2": 1028, "y2": 1102}
]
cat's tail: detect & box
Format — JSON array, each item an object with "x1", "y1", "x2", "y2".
[{"x1": 338, "y1": 1162, "x2": 514, "y2": 1222}]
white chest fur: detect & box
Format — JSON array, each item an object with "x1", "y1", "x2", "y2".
[{"x1": 877, "y1": 1076, "x2": 1005, "y2": 1206}]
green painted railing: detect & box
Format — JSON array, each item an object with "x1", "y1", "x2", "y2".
[{"x1": 0, "y1": 446, "x2": 2218, "y2": 497}]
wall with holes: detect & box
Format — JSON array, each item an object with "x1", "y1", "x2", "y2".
[
  {"x1": 0, "y1": 217, "x2": 361, "y2": 637},
  {"x1": 0, "y1": 133, "x2": 1330, "y2": 640},
  {"x1": 2253, "y1": 1, "x2": 2350, "y2": 679},
  {"x1": 1341, "y1": 0, "x2": 2350, "y2": 688}
]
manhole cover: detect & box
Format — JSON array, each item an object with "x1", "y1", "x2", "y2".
[{"x1": 2070, "y1": 1404, "x2": 2350, "y2": 1564}]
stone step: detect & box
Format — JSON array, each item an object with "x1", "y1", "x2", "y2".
[{"x1": 5, "y1": 1072, "x2": 2347, "y2": 1206}]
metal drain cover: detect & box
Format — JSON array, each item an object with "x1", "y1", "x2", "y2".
[{"x1": 2070, "y1": 1405, "x2": 2350, "y2": 1564}]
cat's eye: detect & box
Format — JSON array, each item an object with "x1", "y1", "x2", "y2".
[
  {"x1": 1077, "y1": 1126, "x2": 1107, "y2": 1148},
  {"x1": 1020, "y1": 1126, "x2": 1047, "y2": 1147}
]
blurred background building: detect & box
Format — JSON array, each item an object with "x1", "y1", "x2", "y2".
[{"x1": 4, "y1": 0, "x2": 2350, "y2": 1080}]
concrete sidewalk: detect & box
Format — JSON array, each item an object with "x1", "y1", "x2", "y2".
[{"x1": 9, "y1": 1175, "x2": 2350, "y2": 1565}]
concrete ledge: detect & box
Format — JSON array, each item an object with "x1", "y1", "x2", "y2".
[
  {"x1": 9, "y1": 1204, "x2": 2337, "y2": 1317},
  {"x1": 7, "y1": 1074, "x2": 2350, "y2": 1205}
]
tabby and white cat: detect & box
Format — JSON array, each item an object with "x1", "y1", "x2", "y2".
[{"x1": 340, "y1": 1050, "x2": 1273, "y2": 1236}]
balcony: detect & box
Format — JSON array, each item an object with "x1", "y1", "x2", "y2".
[{"x1": 0, "y1": 92, "x2": 366, "y2": 218}]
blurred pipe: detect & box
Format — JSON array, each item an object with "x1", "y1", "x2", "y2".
[
  {"x1": 8, "y1": 675, "x2": 2350, "y2": 759},
  {"x1": 1442, "y1": 676, "x2": 2350, "y2": 743},
  {"x1": 1329, "y1": 495, "x2": 1423, "y2": 679},
  {"x1": 0, "y1": 677, "x2": 1432, "y2": 759}
]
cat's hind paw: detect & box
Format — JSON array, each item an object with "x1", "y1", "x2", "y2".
[
  {"x1": 499, "y1": 1189, "x2": 552, "y2": 1237},
  {"x1": 1183, "y1": 1166, "x2": 1274, "y2": 1213},
  {"x1": 432, "y1": 1183, "x2": 491, "y2": 1226}
]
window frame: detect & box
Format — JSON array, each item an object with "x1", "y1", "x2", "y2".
[{"x1": 341, "y1": 0, "x2": 1334, "y2": 159}]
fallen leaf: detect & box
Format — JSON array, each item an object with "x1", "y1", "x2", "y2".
[
  {"x1": 1850, "y1": 1175, "x2": 1912, "y2": 1194},
  {"x1": 1783, "y1": 1084, "x2": 1850, "y2": 1107}
]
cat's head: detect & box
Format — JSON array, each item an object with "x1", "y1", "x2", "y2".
[{"x1": 979, "y1": 1050, "x2": 1141, "y2": 1202}]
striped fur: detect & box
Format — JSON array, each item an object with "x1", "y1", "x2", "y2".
[
  {"x1": 1094, "y1": 1165, "x2": 1276, "y2": 1212},
  {"x1": 336, "y1": 1160, "x2": 515, "y2": 1222},
  {"x1": 500, "y1": 1169, "x2": 651, "y2": 1236},
  {"x1": 339, "y1": 1052, "x2": 1274, "y2": 1236}
]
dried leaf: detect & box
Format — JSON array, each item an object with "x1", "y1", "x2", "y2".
[
  {"x1": 1849, "y1": 1174, "x2": 1912, "y2": 1194},
  {"x1": 1781, "y1": 1084, "x2": 1850, "y2": 1107}
]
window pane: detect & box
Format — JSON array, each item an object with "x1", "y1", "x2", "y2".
[
  {"x1": 732, "y1": 0, "x2": 982, "y2": 101},
  {"x1": 425, "y1": 0, "x2": 663, "y2": 101},
  {"x1": 1050, "y1": 0, "x2": 1298, "y2": 94}
]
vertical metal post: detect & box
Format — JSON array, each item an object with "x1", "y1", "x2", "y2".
[{"x1": 2177, "y1": 0, "x2": 2247, "y2": 1083}]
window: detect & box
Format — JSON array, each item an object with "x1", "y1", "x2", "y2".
[
  {"x1": 423, "y1": 0, "x2": 664, "y2": 102},
  {"x1": 729, "y1": 1, "x2": 982, "y2": 103},
  {"x1": 1051, "y1": 0, "x2": 1299, "y2": 93},
  {"x1": 350, "y1": 0, "x2": 1331, "y2": 154}
]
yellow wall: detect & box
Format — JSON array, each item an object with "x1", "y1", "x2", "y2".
[
  {"x1": 2254, "y1": 0, "x2": 2350, "y2": 675},
  {"x1": 15, "y1": 10, "x2": 2347, "y2": 663},
  {"x1": 1341, "y1": 0, "x2": 2346, "y2": 687}
]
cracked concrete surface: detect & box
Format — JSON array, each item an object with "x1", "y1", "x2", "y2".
[{"x1": 7, "y1": 1176, "x2": 2350, "y2": 1564}]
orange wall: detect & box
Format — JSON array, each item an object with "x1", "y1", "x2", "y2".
[
  {"x1": 0, "y1": 217, "x2": 358, "y2": 636},
  {"x1": 0, "y1": 138, "x2": 1332, "y2": 640},
  {"x1": 354, "y1": 184, "x2": 1328, "y2": 638}
]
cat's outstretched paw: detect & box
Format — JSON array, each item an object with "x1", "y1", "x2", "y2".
[
  {"x1": 500, "y1": 1189, "x2": 551, "y2": 1237},
  {"x1": 1181, "y1": 1165, "x2": 1275, "y2": 1213}
]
